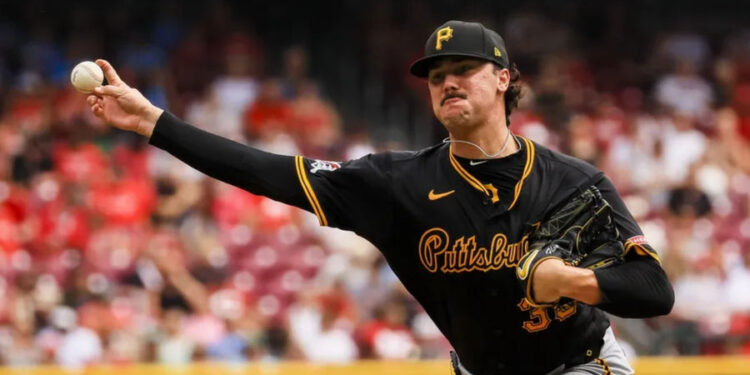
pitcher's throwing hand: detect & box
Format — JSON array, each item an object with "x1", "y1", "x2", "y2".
[{"x1": 86, "y1": 59, "x2": 163, "y2": 137}]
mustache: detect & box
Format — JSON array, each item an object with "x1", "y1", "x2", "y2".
[{"x1": 441, "y1": 93, "x2": 467, "y2": 106}]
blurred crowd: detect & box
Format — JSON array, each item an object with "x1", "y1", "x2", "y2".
[{"x1": 1, "y1": 0, "x2": 750, "y2": 368}]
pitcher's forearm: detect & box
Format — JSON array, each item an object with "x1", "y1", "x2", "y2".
[
  {"x1": 593, "y1": 258, "x2": 674, "y2": 317},
  {"x1": 532, "y1": 259, "x2": 602, "y2": 305},
  {"x1": 148, "y1": 111, "x2": 312, "y2": 211},
  {"x1": 534, "y1": 257, "x2": 674, "y2": 317},
  {"x1": 558, "y1": 267, "x2": 602, "y2": 305}
]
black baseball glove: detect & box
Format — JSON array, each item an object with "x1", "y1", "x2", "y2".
[{"x1": 516, "y1": 186, "x2": 625, "y2": 307}]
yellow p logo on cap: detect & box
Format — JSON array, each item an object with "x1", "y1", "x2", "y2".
[{"x1": 435, "y1": 26, "x2": 453, "y2": 50}]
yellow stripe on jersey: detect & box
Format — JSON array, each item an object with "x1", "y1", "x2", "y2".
[
  {"x1": 295, "y1": 156, "x2": 328, "y2": 226},
  {"x1": 448, "y1": 144, "x2": 490, "y2": 196},
  {"x1": 507, "y1": 136, "x2": 535, "y2": 210},
  {"x1": 595, "y1": 358, "x2": 613, "y2": 375},
  {"x1": 447, "y1": 137, "x2": 536, "y2": 208},
  {"x1": 624, "y1": 240, "x2": 661, "y2": 264}
]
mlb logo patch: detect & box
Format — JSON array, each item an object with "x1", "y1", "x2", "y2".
[
  {"x1": 626, "y1": 235, "x2": 647, "y2": 245},
  {"x1": 310, "y1": 160, "x2": 341, "y2": 174}
]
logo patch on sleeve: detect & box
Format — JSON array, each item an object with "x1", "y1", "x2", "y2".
[
  {"x1": 626, "y1": 235, "x2": 648, "y2": 245},
  {"x1": 310, "y1": 160, "x2": 341, "y2": 174}
]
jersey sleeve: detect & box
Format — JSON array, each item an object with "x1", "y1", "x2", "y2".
[
  {"x1": 587, "y1": 174, "x2": 674, "y2": 317},
  {"x1": 149, "y1": 111, "x2": 312, "y2": 210},
  {"x1": 593, "y1": 175, "x2": 661, "y2": 263},
  {"x1": 294, "y1": 153, "x2": 394, "y2": 242}
]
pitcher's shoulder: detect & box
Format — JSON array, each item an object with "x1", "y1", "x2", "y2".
[
  {"x1": 531, "y1": 141, "x2": 602, "y2": 180},
  {"x1": 372, "y1": 143, "x2": 448, "y2": 170}
]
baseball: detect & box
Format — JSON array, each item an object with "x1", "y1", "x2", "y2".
[{"x1": 70, "y1": 61, "x2": 104, "y2": 94}]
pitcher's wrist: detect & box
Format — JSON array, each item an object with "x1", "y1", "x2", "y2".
[{"x1": 139, "y1": 106, "x2": 164, "y2": 137}]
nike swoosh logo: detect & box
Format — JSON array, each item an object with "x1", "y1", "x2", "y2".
[
  {"x1": 516, "y1": 249, "x2": 539, "y2": 280},
  {"x1": 469, "y1": 160, "x2": 488, "y2": 166},
  {"x1": 428, "y1": 189, "x2": 455, "y2": 201}
]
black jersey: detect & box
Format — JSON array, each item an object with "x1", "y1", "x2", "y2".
[
  {"x1": 150, "y1": 113, "x2": 671, "y2": 375},
  {"x1": 296, "y1": 137, "x2": 660, "y2": 375}
]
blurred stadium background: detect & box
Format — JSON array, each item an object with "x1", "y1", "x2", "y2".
[{"x1": 1, "y1": 0, "x2": 750, "y2": 373}]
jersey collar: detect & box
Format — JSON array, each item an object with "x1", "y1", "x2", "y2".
[{"x1": 447, "y1": 135, "x2": 536, "y2": 210}]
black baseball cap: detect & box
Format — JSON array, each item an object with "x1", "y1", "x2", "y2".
[{"x1": 409, "y1": 20, "x2": 510, "y2": 78}]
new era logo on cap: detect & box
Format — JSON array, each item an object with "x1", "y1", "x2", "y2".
[{"x1": 410, "y1": 20, "x2": 510, "y2": 78}]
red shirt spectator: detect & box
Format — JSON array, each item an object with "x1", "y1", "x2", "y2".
[
  {"x1": 357, "y1": 316, "x2": 416, "y2": 359},
  {"x1": 7, "y1": 94, "x2": 48, "y2": 135},
  {"x1": 53, "y1": 143, "x2": 108, "y2": 184},
  {"x1": 243, "y1": 80, "x2": 293, "y2": 137},
  {"x1": 290, "y1": 82, "x2": 341, "y2": 153},
  {"x1": 733, "y1": 83, "x2": 750, "y2": 141},
  {"x1": 356, "y1": 298, "x2": 416, "y2": 359},
  {"x1": 112, "y1": 142, "x2": 151, "y2": 180},
  {"x1": 33, "y1": 200, "x2": 90, "y2": 252},
  {"x1": 0, "y1": 206, "x2": 21, "y2": 255},
  {"x1": 511, "y1": 109, "x2": 555, "y2": 148},
  {"x1": 212, "y1": 183, "x2": 295, "y2": 233},
  {"x1": 89, "y1": 179, "x2": 155, "y2": 226},
  {"x1": 0, "y1": 181, "x2": 28, "y2": 254},
  {"x1": 211, "y1": 184, "x2": 258, "y2": 230}
]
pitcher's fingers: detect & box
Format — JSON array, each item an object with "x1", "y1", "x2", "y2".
[
  {"x1": 86, "y1": 95, "x2": 98, "y2": 106},
  {"x1": 94, "y1": 85, "x2": 125, "y2": 97},
  {"x1": 95, "y1": 59, "x2": 123, "y2": 86}
]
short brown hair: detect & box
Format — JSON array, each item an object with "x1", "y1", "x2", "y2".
[{"x1": 496, "y1": 63, "x2": 522, "y2": 127}]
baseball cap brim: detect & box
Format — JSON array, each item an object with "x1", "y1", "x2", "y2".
[{"x1": 409, "y1": 52, "x2": 503, "y2": 78}]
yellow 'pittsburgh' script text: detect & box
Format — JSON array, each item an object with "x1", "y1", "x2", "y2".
[{"x1": 418, "y1": 228, "x2": 530, "y2": 273}]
